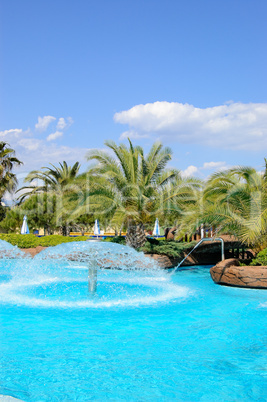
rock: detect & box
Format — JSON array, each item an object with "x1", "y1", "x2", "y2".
[
  {"x1": 145, "y1": 254, "x2": 178, "y2": 269},
  {"x1": 20, "y1": 246, "x2": 47, "y2": 257},
  {"x1": 145, "y1": 253, "x2": 198, "y2": 268},
  {"x1": 210, "y1": 258, "x2": 267, "y2": 289}
]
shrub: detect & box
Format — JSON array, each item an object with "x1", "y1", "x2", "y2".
[
  {"x1": 250, "y1": 248, "x2": 267, "y2": 266},
  {"x1": 103, "y1": 236, "x2": 126, "y2": 245},
  {"x1": 105, "y1": 236, "x2": 196, "y2": 258},
  {"x1": 0, "y1": 234, "x2": 89, "y2": 248},
  {"x1": 139, "y1": 239, "x2": 196, "y2": 258}
]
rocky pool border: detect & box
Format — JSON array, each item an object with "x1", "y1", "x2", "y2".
[{"x1": 210, "y1": 258, "x2": 267, "y2": 289}]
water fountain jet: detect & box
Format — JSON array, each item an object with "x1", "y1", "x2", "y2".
[{"x1": 88, "y1": 264, "x2": 97, "y2": 295}]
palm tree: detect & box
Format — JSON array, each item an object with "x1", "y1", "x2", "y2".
[
  {"x1": 85, "y1": 139, "x2": 199, "y2": 248},
  {"x1": 201, "y1": 166, "x2": 267, "y2": 250},
  {"x1": 17, "y1": 161, "x2": 81, "y2": 235},
  {"x1": 159, "y1": 174, "x2": 203, "y2": 236},
  {"x1": 0, "y1": 142, "x2": 23, "y2": 219},
  {"x1": 85, "y1": 139, "x2": 175, "y2": 247},
  {"x1": 18, "y1": 161, "x2": 81, "y2": 199}
]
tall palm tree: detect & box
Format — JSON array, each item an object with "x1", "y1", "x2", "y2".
[
  {"x1": 18, "y1": 161, "x2": 81, "y2": 199},
  {"x1": 201, "y1": 166, "x2": 267, "y2": 250},
  {"x1": 17, "y1": 161, "x2": 81, "y2": 235},
  {"x1": 0, "y1": 142, "x2": 23, "y2": 218},
  {"x1": 159, "y1": 174, "x2": 203, "y2": 233},
  {"x1": 85, "y1": 139, "x2": 198, "y2": 248}
]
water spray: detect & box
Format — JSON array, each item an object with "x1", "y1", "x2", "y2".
[{"x1": 88, "y1": 262, "x2": 98, "y2": 295}]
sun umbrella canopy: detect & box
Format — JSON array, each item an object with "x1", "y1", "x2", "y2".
[
  {"x1": 21, "y1": 215, "x2": 30, "y2": 235},
  {"x1": 152, "y1": 218, "x2": 160, "y2": 236},
  {"x1": 94, "y1": 219, "x2": 100, "y2": 236}
]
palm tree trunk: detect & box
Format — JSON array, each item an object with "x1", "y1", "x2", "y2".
[
  {"x1": 61, "y1": 225, "x2": 68, "y2": 236},
  {"x1": 126, "y1": 222, "x2": 146, "y2": 249}
]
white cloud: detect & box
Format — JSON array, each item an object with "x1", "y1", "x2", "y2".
[
  {"x1": 0, "y1": 128, "x2": 23, "y2": 138},
  {"x1": 114, "y1": 101, "x2": 267, "y2": 151},
  {"x1": 181, "y1": 161, "x2": 231, "y2": 178},
  {"x1": 56, "y1": 118, "x2": 67, "y2": 130},
  {"x1": 181, "y1": 165, "x2": 199, "y2": 177},
  {"x1": 202, "y1": 161, "x2": 227, "y2": 170},
  {"x1": 56, "y1": 116, "x2": 74, "y2": 130},
  {"x1": 0, "y1": 116, "x2": 87, "y2": 174},
  {"x1": 67, "y1": 117, "x2": 74, "y2": 126},
  {"x1": 18, "y1": 138, "x2": 42, "y2": 151},
  {"x1": 47, "y1": 131, "x2": 63, "y2": 141},
  {"x1": 15, "y1": 141, "x2": 89, "y2": 173},
  {"x1": 35, "y1": 115, "x2": 56, "y2": 132}
]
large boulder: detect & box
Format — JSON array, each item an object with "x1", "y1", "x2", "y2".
[{"x1": 210, "y1": 258, "x2": 267, "y2": 289}]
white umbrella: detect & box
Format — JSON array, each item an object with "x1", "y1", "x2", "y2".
[
  {"x1": 94, "y1": 219, "x2": 100, "y2": 237},
  {"x1": 152, "y1": 218, "x2": 160, "y2": 237},
  {"x1": 21, "y1": 215, "x2": 30, "y2": 235}
]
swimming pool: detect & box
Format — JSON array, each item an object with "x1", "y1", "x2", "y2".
[{"x1": 0, "y1": 243, "x2": 266, "y2": 401}]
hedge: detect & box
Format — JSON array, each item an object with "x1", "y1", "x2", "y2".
[{"x1": 0, "y1": 234, "x2": 89, "y2": 248}]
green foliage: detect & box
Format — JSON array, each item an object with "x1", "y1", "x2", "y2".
[
  {"x1": 16, "y1": 161, "x2": 85, "y2": 234},
  {"x1": 86, "y1": 139, "x2": 178, "y2": 230},
  {"x1": 18, "y1": 161, "x2": 81, "y2": 201},
  {"x1": 0, "y1": 204, "x2": 7, "y2": 221},
  {"x1": 250, "y1": 248, "x2": 267, "y2": 266},
  {"x1": 0, "y1": 194, "x2": 57, "y2": 233},
  {"x1": 201, "y1": 166, "x2": 267, "y2": 250},
  {"x1": 103, "y1": 236, "x2": 126, "y2": 245},
  {"x1": 0, "y1": 234, "x2": 89, "y2": 248},
  {"x1": 0, "y1": 141, "x2": 23, "y2": 209},
  {"x1": 139, "y1": 239, "x2": 196, "y2": 258},
  {"x1": 105, "y1": 236, "x2": 196, "y2": 258},
  {"x1": 85, "y1": 139, "x2": 201, "y2": 248}
]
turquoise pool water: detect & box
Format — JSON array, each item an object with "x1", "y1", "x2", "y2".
[{"x1": 0, "y1": 253, "x2": 266, "y2": 401}]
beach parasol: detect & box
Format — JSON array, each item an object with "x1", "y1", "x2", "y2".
[
  {"x1": 21, "y1": 215, "x2": 30, "y2": 235},
  {"x1": 94, "y1": 219, "x2": 100, "y2": 237},
  {"x1": 152, "y1": 218, "x2": 160, "y2": 237}
]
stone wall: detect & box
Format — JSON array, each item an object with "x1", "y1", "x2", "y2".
[{"x1": 210, "y1": 258, "x2": 267, "y2": 289}]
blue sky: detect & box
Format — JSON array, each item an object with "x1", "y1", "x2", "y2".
[{"x1": 1, "y1": 0, "x2": 267, "y2": 185}]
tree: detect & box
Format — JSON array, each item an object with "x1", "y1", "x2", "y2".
[
  {"x1": 85, "y1": 139, "x2": 198, "y2": 248},
  {"x1": 0, "y1": 141, "x2": 23, "y2": 213},
  {"x1": 18, "y1": 161, "x2": 81, "y2": 199},
  {"x1": 157, "y1": 173, "x2": 202, "y2": 236},
  {"x1": 17, "y1": 161, "x2": 82, "y2": 235},
  {"x1": 201, "y1": 166, "x2": 267, "y2": 250},
  {"x1": 0, "y1": 207, "x2": 22, "y2": 233},
  {"x1": 0, "y1": 142, "x2": 23, "y2": 223}
]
